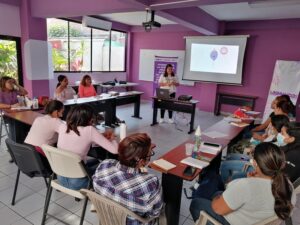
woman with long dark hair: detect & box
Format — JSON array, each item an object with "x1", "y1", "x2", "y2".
[
  {"x1": 158, "y1": 64, "x2": 179, "y2": 124},
  {"x1": 54, "y1": 75, "x2": 76, "y2": 101},
  {"x1": 57, "y1": 104, "x2": 118, "y2": 190},
  {"x1": 277, "y1": 124, "x2": 300, "y2": 182},
  {"x1": 190, "y1": 142, "x2": 294, "y2": 225},
  {"x1": 25, "y1": 100, "x2": 64, "y2": 156}
]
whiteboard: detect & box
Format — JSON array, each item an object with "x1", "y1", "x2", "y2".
[{"x1": 139, "y1": 49, "x2": 194, "y2": 86}]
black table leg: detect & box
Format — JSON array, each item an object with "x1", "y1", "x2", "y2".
[
  {"x1": 162, "y1": 173, "x2": 183, "y2": 225},
  {"x1": 132, "y1": 95, "x2": 142, "y2": 119},
  {"x1": 188, "y1": 105, "x2": 196, "y2": 134},
  {"x1": 151, "y1": 104, "x2": 158, "y2": 126}
]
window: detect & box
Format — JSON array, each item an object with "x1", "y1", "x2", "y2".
[
  {"x1": 0, "y1": 35, "x2": 23, "y2": 85},
  {"x1": 47, "y1": 18, "x2": 127, "y2": 72}
]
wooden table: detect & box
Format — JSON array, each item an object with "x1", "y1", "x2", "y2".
[
  {"x1": 214, "y1": 92, "x2": 258, "y2": 115},
  {"x1": 149, "y1": 119, "x2": 250, "y2": 225},
  {"x1": 3, "y1": 110, "x2": 43, "y2": 142},
  {"x1": 151, "y1": 97, "x2": 199, "y2": 134}
]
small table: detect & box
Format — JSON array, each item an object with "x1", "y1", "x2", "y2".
[
  {"x1": 151, "y1": 97, "x2": 199, "y2": 134},
  {"x1": 214, "y1": 92, "x2": 258, "y2": 115},
  {"x1": 149, "y1": 139, "x2": 226, "y2": 225}
]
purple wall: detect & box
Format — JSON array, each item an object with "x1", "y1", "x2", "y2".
[
  {"x1": 218, "y1": 27, "x2": 300, "y2": 113},
  {"x1": 129, "y1": 31, "x2": 218, "y2": 112},
  {"x1": 130, "y1": 24, "x2": 300, "y2": 113},
  {"x1": 0, "y1": 3, "x2": 20, "y2": 37}
]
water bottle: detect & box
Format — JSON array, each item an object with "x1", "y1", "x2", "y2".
[
  {"x1": 120, "y1": 121, "x2": 127, "y2": 141},
  {"x1": 192, "y1": 125, "x2": 201, "y2": 159},
  {"x1": 33, "y1": 97, "x2": 39, "y2": 109}
]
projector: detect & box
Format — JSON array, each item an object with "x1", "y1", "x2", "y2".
[
  {"x1": 142, "y1": 21, "x2": 161, "y2": 32},
  {"x1": 142, "y1": 10, "x2": 161, "y2": 32}
]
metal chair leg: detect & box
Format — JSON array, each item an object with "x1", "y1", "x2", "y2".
[
  {"x1": 79, "y1": 196, "x2": 88, "y2": 225},
  {"x1": 12, "y1": 169, "x2": 20, "y2": 205},
  {"x1": 41, "y1": 175, "x2": 53, "y2": 225},
  {"x1": 43, "y1": 177, "x2": 48, "y2": 187}
]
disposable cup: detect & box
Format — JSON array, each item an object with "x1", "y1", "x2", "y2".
[
  {"x1": 185, "y1": 143, "x2": 194, "y2": 156},
  {"x1": 73, "y1": 94, "x2": 78, "y2": 102}
]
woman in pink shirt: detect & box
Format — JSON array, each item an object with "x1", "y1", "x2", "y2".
[
  {"x1": 78, "y1": 75, "x2": 97, "y2": 98},
  {"x1": 57, "y1": 104, "x2": 118, "y2": 190},
  {"x1": 25, "y1": 100, "x2": 64, "y2": 156}
]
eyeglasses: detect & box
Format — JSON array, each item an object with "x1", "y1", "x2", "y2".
[{"x1": 144, "y1": 150, "x2": 155, "y2": 160}]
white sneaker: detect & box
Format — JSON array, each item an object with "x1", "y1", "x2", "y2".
[
  {"x1": 168, "y1": 119, "x2": 174, "y2": 124},
  {"x1": 159, "y1": 118, "x2": 164, "y2": 123}
]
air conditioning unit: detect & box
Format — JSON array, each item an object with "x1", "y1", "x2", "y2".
[{"x1": 82, "y1": 16, "x2": 112, "y2": 30}]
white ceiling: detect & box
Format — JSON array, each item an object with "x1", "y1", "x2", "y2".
[
  {"x1": 101, "y1": 11, "x2": 176, "y2": 26},
  {"x1": 200, "y1": 2, "x2": 300, "y2": 21}
]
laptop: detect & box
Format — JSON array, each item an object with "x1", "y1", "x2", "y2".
[{"x1": 156, "y1": 88, "x2": 170, "y2": 99}]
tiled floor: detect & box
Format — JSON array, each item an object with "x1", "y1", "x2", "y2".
[{"x1": 0, "y1": 101, "x2": 221, "y2": 225}]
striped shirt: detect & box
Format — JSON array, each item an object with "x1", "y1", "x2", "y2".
[{"x1": 93, "y1": 159, "x2": 163, "y2": 225}]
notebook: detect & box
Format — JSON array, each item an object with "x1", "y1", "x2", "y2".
[
  {"x1": 180, "y1": 157, "x2": 210, "y2": 170},
  {"x1": 156, "y1": 88, "x2": 170, "y2": 99},
  {"x1": 152, "y1": 158, "x2": 176, "y2": 171}
]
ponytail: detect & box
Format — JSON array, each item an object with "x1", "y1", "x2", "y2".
[
  {"x1": 271, "y1": 172, "x2": 293, "y2": 220},
  {"x1": 254, "y1": 143, "x2": 293, "y2": 220},
  {"x1": 56, "y1": 75, "x2": 66, "y2": 88}
]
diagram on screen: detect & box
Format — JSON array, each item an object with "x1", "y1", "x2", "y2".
[{"x1": 190, "y1": 43, "x2": 239, "y2": 74}]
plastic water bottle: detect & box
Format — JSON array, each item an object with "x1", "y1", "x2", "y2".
[
  {"x1": 33, "y1": 97, "x2": 39, "y2": 109},
  {"x1": 192, "y1": 125, "x2": 201, "y2": 159},
  {"x1": 120, "y1": 121, "x2": 127, "y2": 141}
]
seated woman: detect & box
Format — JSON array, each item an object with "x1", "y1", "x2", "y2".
[
  {"x1": 57, "y1": 104, "x2": 118, "y2": 190},
  {"x1": 78, "y1": 74, "x2": 97, "y2": 98},
  {"x1": 0, "y1": 76, "x2": 28, "y2": 107},
  {"x1": 190, "y1": 142, "x2": 294, "y2": 225},
  {"x1": 251, "y1": 95, "x2": 293, "y2": 135},
  {"x1": 0, "y1": 76, "x2": 28, "y2": 140},
  {"x1": 93, "y1": 133, "x2": 163, "y2": 225},
  {"x1": 252, "y1": 100, "x2": 293, "y2": 142},
  {"x1": 220, "y1": 114, "x2": 290, "y2": 183},
  {"x1": 277, "y1": 124, "x2": 300, "y2": 182},
  {"x1": 24, "y1": 100, "x2": 64, "y2": 156},
  {"x1": 54, "y1": 75, "x2": 76, "y2": 101}
]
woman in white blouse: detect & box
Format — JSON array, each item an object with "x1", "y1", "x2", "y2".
[{"x1": 54, "y1": 75, "x2": 76, "y2": 101}]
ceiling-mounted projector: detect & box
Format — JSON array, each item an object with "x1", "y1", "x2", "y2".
[{"x1": 142, "y1": 10, "x2": 161, "y2": 32}]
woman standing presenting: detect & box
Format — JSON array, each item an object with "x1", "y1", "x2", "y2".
[{"x1": 158, "y1": 64, "x2": 179, "y2": 124}]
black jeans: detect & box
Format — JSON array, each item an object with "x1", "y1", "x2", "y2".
[{"x1": 160, "y1": 92, "x2": 176, "y2": 119}]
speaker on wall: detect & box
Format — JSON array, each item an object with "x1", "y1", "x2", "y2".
[{"x1": 24, "y1": 39, "x2": 53, "y2": 80}]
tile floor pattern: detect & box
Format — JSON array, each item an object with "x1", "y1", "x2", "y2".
[{"x1": 0, "y1": 101, "x2": 221, "y2": 225}]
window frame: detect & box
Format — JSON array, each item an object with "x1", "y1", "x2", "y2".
[
  {"x1": 0, "y1": 35, "x2": 23, "y2": 86},
  {"x1": 47, "y1": 18, "x2": 127, "y2": 73}
]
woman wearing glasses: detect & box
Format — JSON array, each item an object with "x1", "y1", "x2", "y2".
[{"x1": 93, "y1": 133, "x2": 163, "y2": 225}]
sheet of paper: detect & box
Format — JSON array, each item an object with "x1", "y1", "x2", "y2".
[
  {"x1": 223, "y1": 117, "x2": 242, "y2": 123},
  {"x1": 152, "y1": 159, "x2": 176, "y2": 171},
  {"x1": 200, "y1": 146, "x2": 220, "y2": 155},
  {"x1": 180, "y1": 157, "x2": 210, "y2": 169},
  {"x1": 11, "y1": 106, "x2": 31, "y2": 110},
  {"x1": 202, "y1": 131, "x2": 228, "y2": 139}
]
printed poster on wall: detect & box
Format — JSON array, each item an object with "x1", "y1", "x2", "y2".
[
  {"x1": 263, "y1": 60, "x2": 300, "y2": 121},
  {"x1": 153, "y1": 56, "x2": 178, "y2": 96}
]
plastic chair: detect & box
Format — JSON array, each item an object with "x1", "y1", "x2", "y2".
[
  {"x1": 80, "y1": 189, "x2": 161, "y2": 225},
  {"x1": 5, "y1": 138, "x2": 52, "y2": 205},
  {"x1": 41, "y1": 144, "x2": 92, "y2": 225},
  {"x1": 195, "y1": 211, "x2": 280, "y2": 225}
]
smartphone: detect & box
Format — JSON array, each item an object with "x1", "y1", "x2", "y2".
[{"x1": 183, "y1": 166, "x2": 196, "y2": 177}]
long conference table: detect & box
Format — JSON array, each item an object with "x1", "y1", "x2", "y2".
[
  {"x1": 149, "y1": 119, "x2": 251, "y2": 225},
  {"x1": 4, "y1": 91, "x2": 143, "y2": 143}
]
